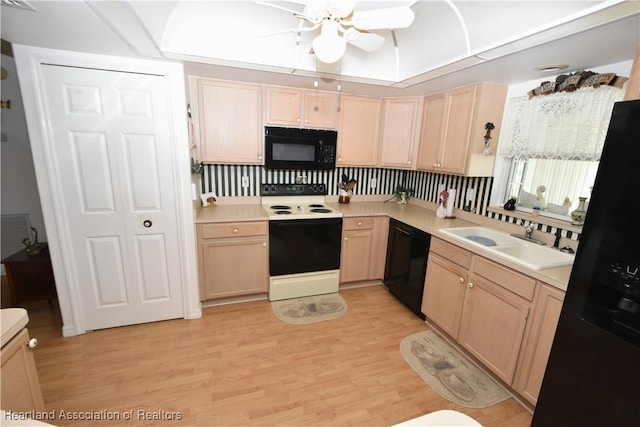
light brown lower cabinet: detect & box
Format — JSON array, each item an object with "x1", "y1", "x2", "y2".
[
  {"x1": 513, "y1": 283, "x2": 565, "y2": 405},
  {"x1": 458, "y1": 270, "x2": 531, "y2": 384},
  {"x1": 340, "y1": 216, "x2": 389, "y2": 283},
  {"x1": 422, "y1": 239, "x2": 472, "y2": 338},
  {"x1": 422, "y1": 237, "x2": 564, "y2": 400},
  {"x1": 197, "y1": 221, "x2": 268, "y2": 300},
  {"x1": 1, "y1": 328, "x2": 45, "y2": 412}
]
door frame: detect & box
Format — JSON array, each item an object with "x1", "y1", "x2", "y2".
[{"x1": 13, "y1": 45, "x2": 201, "y2": 336}]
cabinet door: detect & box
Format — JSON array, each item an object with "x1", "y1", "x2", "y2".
[
  {"x1": 440, "y1": 86, "x2": 476, "y2": 174},
  {"x1": 200, "y1": 237, "x2": 268, "y2": 300},
  {"x1": 624, "y1": 42, "x2": 640, "y2": 100},
  {"x1": 303, "y1": 91, "x2": 339, "y2": 129},
  {"x1": 458, "y1": 275, "x2": 529, "y2": 384},
  {"x1": 0, "y1": 328, "x2": 45, "y2": 412},
  {"x1": 368, "y1": 216, "x2": 389, "y2": 280},
  {"x1": 198, "y1": 80, "x2": 263, "y2": 164},
  {"x1": 337, "y1": 95, "x2": 382, "y2": 166},
  {"x1": 379, "y1": 97, "x2": 422, "y2": 169},
  {"x1": 265, "y1": 86, "x2": 302, "y2": 126},
  {"x1": 422, "y1": 254, "x2": 467, "y2": 338},
  {"x1": 416, "y1": 93, "x2": 447, "y2": 171},
  {"x1": 340, "y1": 229, "x2": 373, "y2": 283},
  {"x1": 513, "y1": 283, "x2": 565, "y2": 405}
]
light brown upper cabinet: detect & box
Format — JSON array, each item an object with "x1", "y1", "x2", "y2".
[
  {"x1": 336, "y1": 95, "x2": 382, "y2": 167},
  {"x1": 265, "y1": 86, "x2": 339, "y2": 129},
  {"x1": 194, "y1": 78, "x2": 264, "y2": 164},
  {"x1": 417, "y1": 83, "x2": 507, "y2": 176},
  {"x1": 379, "y1": 97, "x2": 423, "y2": 169},
  {"x1": 624, "y1": 42, "x2": 640, "y2": 100}
]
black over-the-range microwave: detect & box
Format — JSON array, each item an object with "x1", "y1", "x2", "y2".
[{"x1": 264, "y1": 126, "x2": 337, "y2": 170}]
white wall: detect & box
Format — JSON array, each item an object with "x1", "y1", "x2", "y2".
[{"x1": 1, "y1": 53, "x2": 46, "y2": 261}]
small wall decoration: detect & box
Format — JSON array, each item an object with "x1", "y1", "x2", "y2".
[
  {"x1": 200, "y1": 192, "x2": 217, "y2": 207},
  {"x1": 528, "y1": 70, "x2": 626, "y2": 98},
  {"x1": 482, "y1": 122, "x2": 495, "y2": 155}
]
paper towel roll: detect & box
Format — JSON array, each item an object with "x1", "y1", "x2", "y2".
[{"x1": 446, "y1": 189, "x2": 456, "y2": 217}]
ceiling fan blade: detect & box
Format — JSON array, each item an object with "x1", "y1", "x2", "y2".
[
  {"x1": 260, "y1": 23, "x2": 320, "y2": 37},
  {"x1": 326, "y1": 0, "x2": 355, "y2": 18},
  {"x1": 254, "y1": 1, "x2": 316, "y2": 23},
  {"x1": 304, "y1": 0, "x2": 328, "y2": 20},
  {"x1": 347, "y1": 6, "x2": 415, "y2": 30},
  {"x1": 344, "y1": 29, "x2": 385, "y2": 52}
]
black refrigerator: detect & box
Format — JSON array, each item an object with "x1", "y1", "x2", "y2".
[{"x1": 532, "y1": 100, "x2": 640, "y2": 426}]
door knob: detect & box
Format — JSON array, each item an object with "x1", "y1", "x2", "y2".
[
  {"x1": 27, "y1": 338, "x2": 38, "y2": 349},
  {"x1": 143, "y1": 220, "x2": 152, "y2": 228}
]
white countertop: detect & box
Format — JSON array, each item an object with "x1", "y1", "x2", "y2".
[{"x1": 1, "y1": 308, "x2": 29, "y2": 347}]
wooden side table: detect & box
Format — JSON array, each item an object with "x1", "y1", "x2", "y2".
[{"x1": 2, "y1": 244, "x2": 57, "y2": 306}]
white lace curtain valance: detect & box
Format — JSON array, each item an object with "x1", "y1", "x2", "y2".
[{"x1": 498, "y1": 85, "x2": 625, "y2": 161}]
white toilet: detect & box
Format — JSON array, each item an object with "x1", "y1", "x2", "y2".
[{"x1": 392, "y1": 409, "x2": 482, "y2": 426}]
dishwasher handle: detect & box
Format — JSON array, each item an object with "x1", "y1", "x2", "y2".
[{"x1": 394, "y1": 226, "x2": 413, "y2": 236}]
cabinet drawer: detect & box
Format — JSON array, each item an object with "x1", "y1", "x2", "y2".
[
  {"x1": 472, "y1": 257, "x2": 536, "y2": 301},
  {"x1": 343, "y1": 217, "x2": 375, "y2": 231},
  {"x1": 200, "y1": 221, "x2": 267, "y2": 239},
  {"x1": 430, "y1": 238, "x2": 472, "y2": 269}
]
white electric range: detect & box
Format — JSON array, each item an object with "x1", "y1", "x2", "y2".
[{"x1": 261, "y1": 183, "x2": 343, "y2": 301}]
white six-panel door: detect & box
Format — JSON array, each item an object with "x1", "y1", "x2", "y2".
[{"x1": 40, "y1": 64, "x2": 184, "y2": 330}]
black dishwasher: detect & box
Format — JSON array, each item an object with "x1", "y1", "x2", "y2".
[{"x1": 383, "y1": 219, "x2": 431, "y2": 320}]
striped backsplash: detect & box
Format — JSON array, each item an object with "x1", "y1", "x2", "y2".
[
  {"x1": 200, "y1": 164, "x2": 580, "y2": 241},
  {"x1": 200, "y1": 165, "x2": 493, "y2": 215}
]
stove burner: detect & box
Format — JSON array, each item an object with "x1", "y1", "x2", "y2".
[
  {"x1": 309, "y1": 204, "x2": 324, "y2": 208},
  {"x1": 274, "y1": 210, "x2": 292, "y2": 215},
  {"x1": 270, "y1": 205, "x2": 291, "y2": 210},
  {"x1": 310, "y1": 208, "x2": 331, "y2": 213}
]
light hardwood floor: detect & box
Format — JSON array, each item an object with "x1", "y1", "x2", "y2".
[{"x1": 22, "y1": 285, "x2": 532, "y2": 426}]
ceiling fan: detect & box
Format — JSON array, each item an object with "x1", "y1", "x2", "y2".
[{"x1": 255, "y1": 0, "x2": 416, "y2": 64}]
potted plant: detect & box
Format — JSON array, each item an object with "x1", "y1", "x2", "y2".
[{"x1": 394, "y1": 185, "x2": 414, "y2": 204}]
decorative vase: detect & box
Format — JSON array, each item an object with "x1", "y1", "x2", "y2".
[{"x1": 571, "y1": 197, "x2": 588, "y2": 225}]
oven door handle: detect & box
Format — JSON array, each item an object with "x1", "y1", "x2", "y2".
[{"x1": 270, "y1": 218, "x2": 342, "y2": 227}]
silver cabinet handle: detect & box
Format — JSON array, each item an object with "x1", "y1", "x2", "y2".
[
  {"x1": 233, "y1": 228, "x2": 239, "y2": 234},
  {"x1": 27, "y1": 338, "x2": 38, "y2": 349},
  {"x1": 459, "y1": 277, "x2": 464, "y2": 283},
  {"x1": 468, "y1": 283, "x2": 475, "y2": 288}
]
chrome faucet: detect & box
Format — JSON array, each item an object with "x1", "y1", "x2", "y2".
[
  {"x1": 511, "y1": 221, "x2": 547, "y2": 245},
  {"x1": 525, "y1": 221, "x2": 536, "y2": 239}
]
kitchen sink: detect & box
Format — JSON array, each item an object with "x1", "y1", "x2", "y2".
[
  {"x1": 439, "y1": 227, "x2": 525, "y2": 248},
  {"x1": 492, "y1": 244, "x2": 575, "y2": 270},
  {"x1": 439, "y1": 226, "x2": 574, "y2": 270}
]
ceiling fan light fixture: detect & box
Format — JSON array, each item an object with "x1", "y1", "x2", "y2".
[{"x1": 312, "y1": 20, "x2": 346, "y2": 64}]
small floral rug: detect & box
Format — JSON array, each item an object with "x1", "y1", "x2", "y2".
[
  {"x1": 400, "y1": 330, "x2": 511, "y2": 408},
  {"x1": 271, "y1": 293, "x2": 347, "y2": 325}
]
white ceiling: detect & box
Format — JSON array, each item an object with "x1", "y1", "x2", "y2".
[{"x1": 1, "y1": 0, "x2": 639, "y2": 96}]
